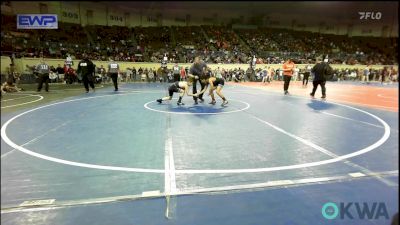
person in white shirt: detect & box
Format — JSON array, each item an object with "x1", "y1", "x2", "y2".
[
  {"x1": 125, "y1": 68, "x2": 132, "y2": 83},
  {"x1": 161, "y1": 54, "x2": 168, "y2": 69},
  {"x1": 362, "y1": 65, "x2": 370, "y2": 84},
  {"x1": 214, "y1": 67, "x2": 223, "y2": 79},
  {"x1": 293, "y1": 67, "x2": 300, "y2": 81},
  {"x1": 261, "y1": 66, "x2": 269, "y2": 84},
  {"x1": 65, "y1": 54, "x2": 73, "y2": 68}
]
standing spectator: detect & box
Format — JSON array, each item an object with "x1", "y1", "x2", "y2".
[
  {"x1": 185, "y1": 67, "x2": 189, "y2": 77},
  {"x1": 357, "y1": 68, "x2": 363, "y2": 81},
  {"x1": 148, "y1": 68, "x2": 155, "y2": 82},
  {"x1": 363, "y1": 65, "x2": 370, "y2": 84},
  {"x1": 391, "y1": 67, "x2": 398, "y2": 82},
  {"x1": 245, "y1": 67, "x2": 252, "y2": 82},
  {"x1": 125, "y1": 68, "x2": 132, "y2": 83},
  {"x1": 161, "y1": 53, "x2": 168, "y2": 69},
  {"x1": 371, "y1": 68, "x2": 377, "y2": 81},
  {"x1": 389, "y1": 66, "x2": 395, "y2": 83},
  {"x1": 167, "y1": 69, "x2": 173, "y2": 82},
  {"x1": 77, "y1": 53, "x2": 96, "y2": 93},
  {"x1": 303, "y1": 64, "x2": 312, "y2": 87},
  {"x1": 152, "y1": 68, "x2": 157, "y2": 82},
  {"x1": 65, "y1": 53, "x2": 73, "y2": 68},
  {"x1": 310, "y1": 58, "x2": 333, "y2": 99},
  {"x1": 214, "y1": 67, "x2": 223, "y2": 79},
  {"x1": 282, "y1": 58, "x2": 295, "y2": 95},
  {"x1": 132, "y1": 67, "x2": 137, "y2": 81},
  {"x1": 35, "y1": 59, "x2": 50, "y2": 92},
  {"x1": 261, "y1": 66, "x2": 269, "y2": 84},
  {"x1": 233, "y1": 72, "x2": 240, "y2": 82},
  {"x1": 293, "y1": 67, "x2": 300, "y2": 81},
  {"x1": 157, "y1": 67, "x2": 164, "y2": 82},
  {"x1": 269, "y1": 67, "x2": 275, "y2": 82},
  {"x1": 138, "y1": 67, "x2": 143, "y2": 80},
  {"x1": 107, "y1": 57, "x2": 120, "y2": 91},
  {"x1": 381, "y1": 66, "x2": 389, "y2": 84},
  {"x1": 143, "y1": 68, "x2": 149, "y2": 82},
  {"x1": 180, "y1": 66, "x2": 186, "y2": 81},
  {"x1": 251, "y1": 55, "x2": 257, "y2": 70},
  {"x1": 278, "y1": 68, "x2": 283, "y2": 81}
]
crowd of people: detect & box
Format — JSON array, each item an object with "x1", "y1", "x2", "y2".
[
  {"x1": 1, "y1": 13, "x2": 398, "y2": 95},
  {"x1": 1, "y1": 14, "x2": 397, "y2": 66},
  {"x1": 1, "y1": 54, "x2": 397, "y2": 97}
]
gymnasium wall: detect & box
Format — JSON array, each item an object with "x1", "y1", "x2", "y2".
[{"x1": 6, "y1": 1, "x2": 398, "y2": 37}]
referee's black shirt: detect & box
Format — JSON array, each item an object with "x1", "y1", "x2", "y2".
[{"x1": 311, "y1": 62, "x2": 333, "y2": 81}]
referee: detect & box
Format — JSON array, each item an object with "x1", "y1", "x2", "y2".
[
  {"x1": 108, "y1": 57, "x2": 120, "y2": 91},
  {"x1": 188, "y1": 57, "x2": 208, "y2": 104},
  {"x1": 77, "y1": 53, "x2": 96, "y2": 93},
  {"x1": 310, "y1": 58, "x2": 333, "y2": 99},
  {"x1": 36, "y1": 58, "x2": 50, "y2": 92},
  {"x1": 172, "y1": 63, "x2": 180, "y2": 82}
]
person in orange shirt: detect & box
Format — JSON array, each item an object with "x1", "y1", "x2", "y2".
[{"x1": 282, "y1": 58, "x2": 295, "y2": 95}]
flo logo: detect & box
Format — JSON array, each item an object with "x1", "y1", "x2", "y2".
[
  {"x1": 359, "y1": 12, "x2": 382, "y2": 20},
  {"x1": 322, "y1": 202, "x2": 389, "y2": 220}
]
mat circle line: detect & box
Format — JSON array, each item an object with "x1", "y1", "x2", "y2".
[
  {"x1": 1, "y1": 91, "x2": 391, "y2": 174},
  {"x1": 1, "y1": 94, "x2": 43, "y2": 109},
  {"x1": 144, "y1": 99, "x2": 250, "y2": 115}
]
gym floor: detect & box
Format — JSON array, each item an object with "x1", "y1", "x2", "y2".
[{"x1": 1, "y1": 80, "x2": 398, "y2": 225}]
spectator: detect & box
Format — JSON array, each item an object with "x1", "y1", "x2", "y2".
[
  {"x1": 282, "y1": 58, "x2": 295, "y2": 95},
  {"x1": 303, "y1": 64, "x2": 312, "y2": 86},
  {"x1": 180, "y1": 66, "x2": 186, "y2": 81},
  {"x1": 363, "y1": 65, "x2": 370, "y2": 84},
  {"x1": 125, "y1": 68, "x2": 132, "y2": 83}
]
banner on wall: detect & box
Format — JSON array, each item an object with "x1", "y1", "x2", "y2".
[{"x1": 17, "y1": 14, "x2": 58, "y2": 29}]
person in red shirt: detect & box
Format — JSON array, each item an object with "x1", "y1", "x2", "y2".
[
  {"x1": 282, "y1": 58, "x2": 295, "y2": 95},
  {"x1": 65, "y1": 66, "x2": 77, "y2": 84},
  {"x1": 180, "y1": 66, "x2": 186, "y2": 81}
]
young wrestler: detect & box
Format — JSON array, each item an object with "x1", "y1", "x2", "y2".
[
  {"x1": 156, "y1": 79, "x2": 198, "y2": 105},
  {"x1": 196, "y1": 76, "x2": 228, "y2": 106}
]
